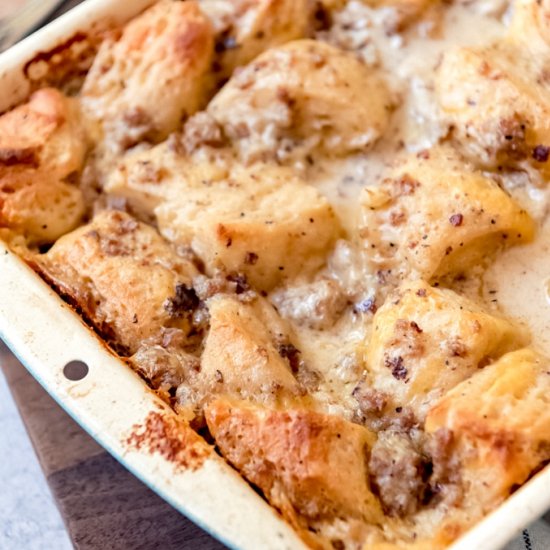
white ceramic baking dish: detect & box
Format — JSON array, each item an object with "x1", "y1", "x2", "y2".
[{"x1": 0, "y1": 2, "x2": 549, "y2": 549}]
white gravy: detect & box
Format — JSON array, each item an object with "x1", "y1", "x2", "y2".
[{"x1": 284, "y1": 0, "x2": 550, "y2": 411}]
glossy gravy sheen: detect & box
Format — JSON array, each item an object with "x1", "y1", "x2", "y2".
[{"x1": 282, "y1": 0, "x2": 550, "y2": 412}]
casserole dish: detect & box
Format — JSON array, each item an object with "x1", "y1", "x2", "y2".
[{"x1": 1, "y1": 1, "x2": 550, "y2": 549}]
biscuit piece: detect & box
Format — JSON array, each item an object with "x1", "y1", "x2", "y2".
[
  {"x1": 106, "y1": 146, "x2": 340, "y2": 291},
  {"x1": 37, "y1": 210, "x2": 198, "y2": 354},
  {"x1": 436, "y1": 44, "x2": 550, "y2": 174},
  {"x1": 201, "y1": 295, "x2": 301, "y2": 403},
  {"x1": 0, "y1": 88, "x2": 86, "y2": 178},
  {"x1": 208, "y1": 39, "x2": 390, "y2": 163},
  {"x1": 426, "y1": 348, "x2": 550, "y2": 516},
  {"x1": 205, "y1": 398, "x2": 382, "y2": 526},
  {"x1": 0, "y1": 88, "x2": 87, "y2": 244},
  {"x1": 156, "y1": 163, "x2": 340, "y2": 291},
  {"x1": 104, "y1": 139, "x2": 230, "y2": 216},
  {"x1": 359, "y1": 146, "x2": 534, "y2": 281},
  {"x1": 364, "y1": 280, "x2": 528, "y2": 420},
  {"x1": 202, "y1": 0, "x2": 314, "y2": 79},
  {"x1": 81, "y1": 0, "x2": 214, "y2": 147}
]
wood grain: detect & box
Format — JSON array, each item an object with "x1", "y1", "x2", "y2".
[{"x1": 1, "y1": 344, "x2": 226, "y2": 550}]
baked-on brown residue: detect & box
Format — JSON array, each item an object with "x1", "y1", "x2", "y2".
[
  {"x1": 126, "y1": 411, "x2": 211, "y2": 470},
  {"x1": 22, "y1": 31, "x2": 104, "y2": 94}
]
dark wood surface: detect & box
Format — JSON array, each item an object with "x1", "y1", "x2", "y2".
[{"x1": 1, "y1": 346, "x2": 226, "y2": 550}]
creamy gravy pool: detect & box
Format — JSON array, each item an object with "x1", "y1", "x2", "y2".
[{"x1": 278, "y1": 0, "x2": 550, "y2": 410}]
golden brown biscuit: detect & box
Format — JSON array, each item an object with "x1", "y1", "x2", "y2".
[
  {"x1": 436, "y1": 43, "x2": 550, "y2": 175},
  {"x1": 201, "y1": 295, "x2": 302, "y2": 403},
  {"x1": 37, "y1": 210, "x2": 198, "y2": 354},
  {"x1": 202, "y1": 0, "x2": 314, "y2": 79},
  {"x1": 426, "y1": 348, "x2": 550, "y2": 519},
  {"x1": 106, "y1": 145, "x2": 341, "y2": 291},
  {"x1": 0, "y1": 88, "x2": 87, "y2": 244},
  {"x1": 103, "y1": 136, "x2": 230, "y2": 216},
  {"x1": 205, "y1": 398, "x2": 381, "y2": 526},
  {"x1": 359, "y1": 146, "x2": 534, "y2": 281},
  {"x1": 81, "y1": 0, "x2": 214, "y2": 147},
  {"x1": 363, "y1": 280, "x2": 528, "y2": 420},
  {"x1": 208, "y1": 39, "x2": 391, "y2": 163}
]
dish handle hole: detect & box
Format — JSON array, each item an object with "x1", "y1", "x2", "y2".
[{"x1": 63, "y1": 360, "x2": 89, "y2": 381}]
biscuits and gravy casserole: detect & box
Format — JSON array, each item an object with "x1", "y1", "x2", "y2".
[{"x1": 2, "y1": 0, "x2": 550, "y2": 547}]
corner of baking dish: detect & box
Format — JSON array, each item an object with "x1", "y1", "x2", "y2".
[
  {"x1": 0, "y1": 2, "x2": 549, "y2": 550},
  {"x1": 0, "y1": 2, "x2": 306, "y2": 549}
]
